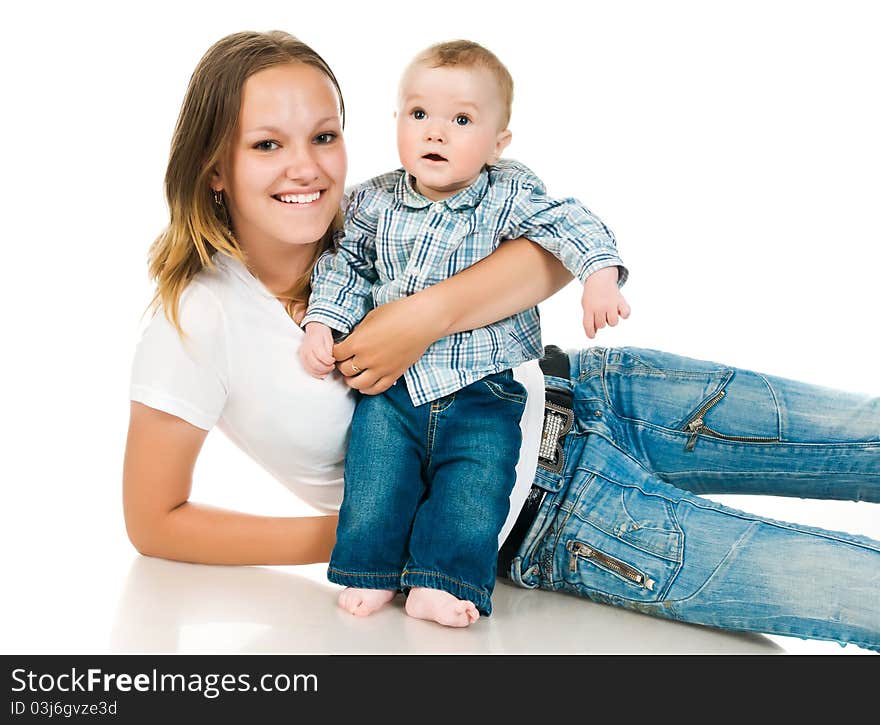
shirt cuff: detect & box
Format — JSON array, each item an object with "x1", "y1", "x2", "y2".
[
  {"x1": 301, "y1": 306, "x2": 356, "y2": 333},
  {"x1": 575, "y1": 257, "x2": 629, "y2": 287}
]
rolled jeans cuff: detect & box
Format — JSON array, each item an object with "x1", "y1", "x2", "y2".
[
  {"x1": 327, "y1": 566, "x2": 401, "y2": 591},
  {"x1": 400, "y1": 568, "x2": 493, "y2": 616}
]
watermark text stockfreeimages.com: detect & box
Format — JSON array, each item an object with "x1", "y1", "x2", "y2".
[{"x1": 11, "y1": 667, "x2": 317, "y2": 700}]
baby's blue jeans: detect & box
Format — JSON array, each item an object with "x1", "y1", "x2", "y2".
[{"x1": 329, "y1": 370, "x2": 526, "y2": 615}]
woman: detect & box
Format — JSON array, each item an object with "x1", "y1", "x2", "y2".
[{"x1": 124, "y1": 30, "x2": 879, "y2": 651}]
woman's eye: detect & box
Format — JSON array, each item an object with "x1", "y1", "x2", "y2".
[
  {"x1": 254, "y1": 140, "x2": 279, "y2": 151},
  {"x1": 412, "y1": 109, "x2": 426, "y2": 120},
  {"x1": 455, "y1": 115, "x2": 470, "y2": 126},
  {"x1": 314, "y1": 132, "x2": 337, "y2": 145}
]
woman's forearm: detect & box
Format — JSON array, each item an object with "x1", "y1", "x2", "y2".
[
  {"x1": 133, "y1": 504, "x2": 337, "y2": 566},
  {"x1": 124, "y1": 403, "x2": 338, "y2": 567},
  {"x1": 331, "y1": 239, "x2": 573, "y2": 393},
  {"x1": 424, "y1": 238, "x2": 572, "y2": 336}
]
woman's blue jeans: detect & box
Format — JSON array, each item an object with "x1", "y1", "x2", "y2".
[{"x1": 508, "y1": 347, "x2": 880, "y2": 651}]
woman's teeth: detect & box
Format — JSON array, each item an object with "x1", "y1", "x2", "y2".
[{"x1": 276, "y1": 191, "x2": 321, "y2": 204}]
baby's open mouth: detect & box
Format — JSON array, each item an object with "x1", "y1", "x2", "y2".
[{"x1": 422, "y1": 153, "x2": 447, "y2": 162}]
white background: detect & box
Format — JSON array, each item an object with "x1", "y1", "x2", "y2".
[{"x1": 1, "y1": 0, "x2": 877, "y2": 654}]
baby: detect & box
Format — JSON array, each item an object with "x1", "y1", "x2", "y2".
[{"x1": 300, "y1": 40, "x2": 629, "y2": 627}]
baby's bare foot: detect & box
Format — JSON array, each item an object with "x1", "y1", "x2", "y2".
[
  {"x1": 405, "y1": 587, "x2": 480, "y2": 627},
  {"x1": 337, "y1": 587, "x2": 396, "y2": 616}
]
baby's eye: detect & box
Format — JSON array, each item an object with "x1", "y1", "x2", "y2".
[
  {"x1": 314, "y1": 132, "x2": 337, "y2": 145},
  {"x1": 254, "y1": 140, "x2": 280, "y2": 151},
  {"x1": 412, "y1": 109, "x2": 426, "y2": 120},
  {"x1": 454, "y1": 115, "x2": 471, "y2": 126}
]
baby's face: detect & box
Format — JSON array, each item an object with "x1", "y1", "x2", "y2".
[{"x1": 396, "y1": 63, "x2": 511, "y2": 201}]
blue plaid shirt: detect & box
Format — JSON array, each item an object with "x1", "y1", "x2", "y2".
[{"x1": 303, "y1": 159, "x2": 627, "y2": 406}]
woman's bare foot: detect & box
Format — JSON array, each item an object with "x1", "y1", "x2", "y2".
[
  {"x1": 404, "y1": 587, "x2": 480, "y2": 627},
  {"x1": 337, "y1": 587, "x2": 396, "y2": 616}
]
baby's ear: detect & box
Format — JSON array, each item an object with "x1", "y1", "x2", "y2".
[{"x1": 490, "y1": 129, "x2": 513, "y2": 164}]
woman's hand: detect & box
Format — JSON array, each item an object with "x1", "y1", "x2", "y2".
[{"x1": 332, "y1": 294, "x2": 442, "y2": 395}]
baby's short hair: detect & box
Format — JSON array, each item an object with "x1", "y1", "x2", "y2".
[{"x1": 411, "y1": 40, "x2": 514, "y2": 128}]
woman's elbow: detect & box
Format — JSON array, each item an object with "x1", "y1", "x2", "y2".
[
  {"x1": 122, "y1": 498, "x2": 179, "y2": 559},
  {"x1": 123, "y1": 512, "x2": 160, "y2": 558}
]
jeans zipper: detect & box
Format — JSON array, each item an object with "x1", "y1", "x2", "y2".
[
  {"x1": 683, "y1": 390, "x2": 779, "y2": 451},
  {"x1": 566, "y1": 540, "x2": 655, "y2": 591}
]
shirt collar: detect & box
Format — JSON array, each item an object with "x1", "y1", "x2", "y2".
[{"x1": 393, "y1": 167, "x2": 490, "y2": 212}]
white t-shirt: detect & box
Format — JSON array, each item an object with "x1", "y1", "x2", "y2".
[{"x1": 129, "y1": 254, "x2": 543, "y2": 544}]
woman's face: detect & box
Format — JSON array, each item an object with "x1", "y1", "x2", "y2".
[{"x1": 213, "y1": 63, "x2": 347, "y2": 254}]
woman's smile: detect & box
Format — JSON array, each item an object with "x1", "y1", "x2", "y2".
[{"x1": 273, "y1": 190, "x2": 324, "y2": 205}]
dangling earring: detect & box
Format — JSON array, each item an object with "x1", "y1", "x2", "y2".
[{"x1": 212, "y1": 188, "x2": 233, "y2": 234}]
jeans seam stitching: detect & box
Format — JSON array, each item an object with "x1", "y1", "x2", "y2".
[
  {"x1": 571, "y1": 432, "x2": 662, "y2": 488},
  {"x1": 675, "y1": 498, "x2": 880, "y2": 553},
  {"x1": 544, "y1": 474, "x2": 592, "y2": 587},
  {"x1": 660, "y1": 498, "x2": 685, "y2": 596},
  {"x1": 616, "y1": 488, "x2": 683, "y2": 560},
  {"x1": 327, "y1": 567, "x2": 402, "y2": 579},
  {"x1": 756, "y1": 371, "x2": 783, "y2": 439},
  {"x1": 600, "y1": 347, "x2": 613, "y2": 407},
  {"x1": 401, "y1": 569, "x2": 487, "y2": 599},
  {"x1": 622, "y1": 415, "x2": 880, "y2": 448},
  {"x1": 605, "y1": 367, "x2": 729, "y2": 379},
  {"x1": 483, "y1": 378, "x2": 527, "y2": 404},
  {"x1": 657, "y1": 469, "x2": 880, "y2": 476},
  {"x1": 661, "y1": 521, "x2": 759, "y2": 605},
  {"x1": 426, "y1": 397, "x2": 452, "y2": 466},
  {"x1": 521, "y1": 498, "x2": 565, "y2": 583}
]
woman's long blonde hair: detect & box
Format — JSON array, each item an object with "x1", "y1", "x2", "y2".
[{"x1": 148, "y1": 31, "x2": 345, "y2": 333}]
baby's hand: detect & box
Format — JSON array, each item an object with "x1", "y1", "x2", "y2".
[
  {"x1": 299, "y1": 322, "x2": 336, "y2": 378},
  {"x1": 581, "y1": 267, "x2": 631, "y2": 339}
]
